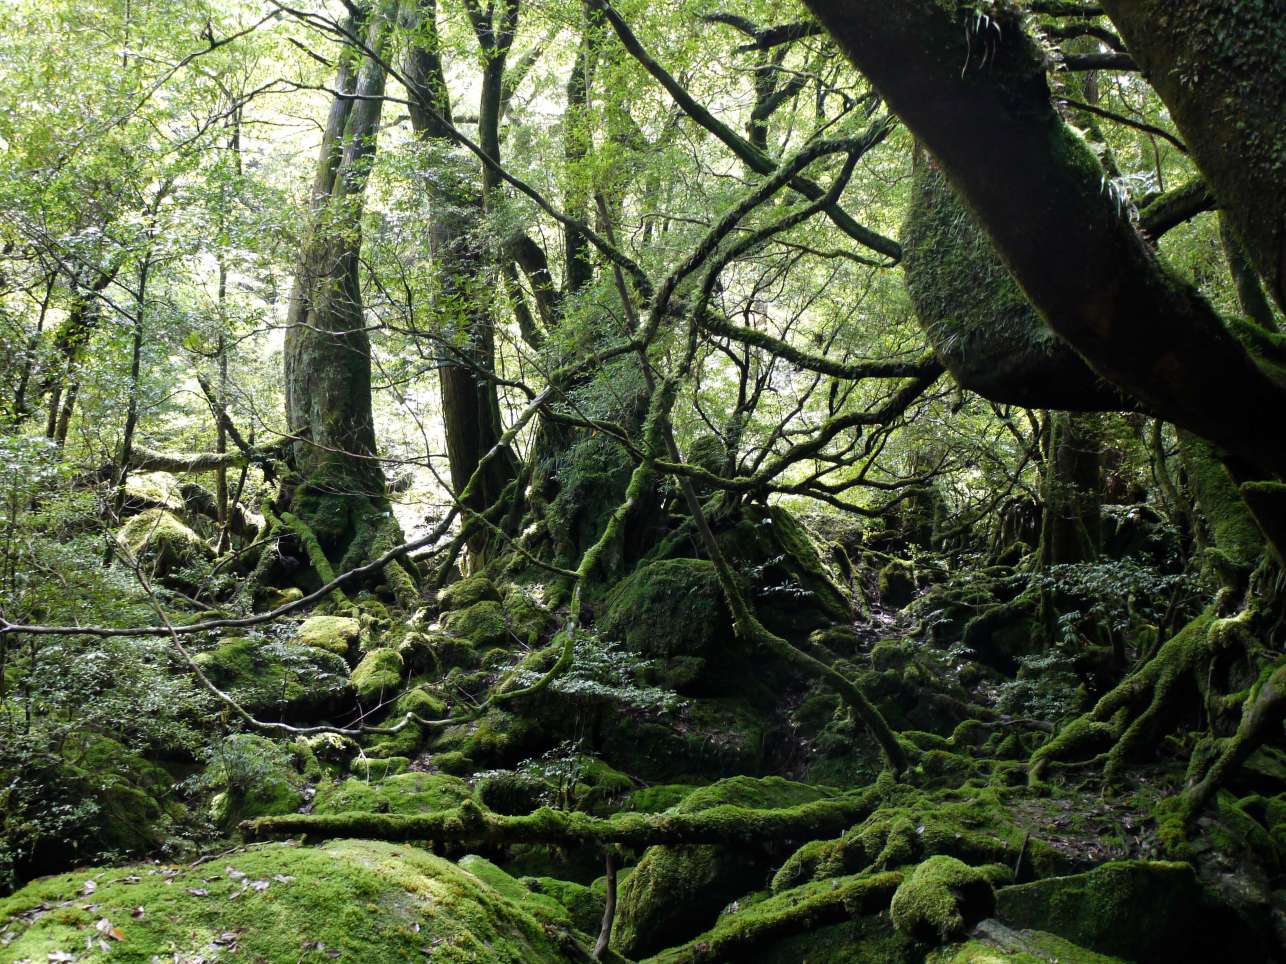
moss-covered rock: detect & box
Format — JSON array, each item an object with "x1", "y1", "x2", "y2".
[
  {"x1": 890, "y1": 856, "x2": 996, "y2": 944},
  {"x1": 351, "y1": 647, "x2": 404, "y2": 703},
  {"x1": 613, "y1": 776, "x2": 836, "y2": 958},
  {"x1": 312, "y1": 771, "x2": 471, "y2": 815},
  {"x1": 0, "y1": 840, "x2": 578, "y2": 962},
  {"x1": 294, "y1": 614, "x2": 362, "y2": 657},
  {"x1": 439, "y1": 573, "x2": 501, "y2": 611},
  {"x1": 205, "y1": 733, "x2": 305, "y2": 829},
  {"x1": 195, "y1": 636, "x2": 353, "y2": 718},
  {"x1": 523, "y1": 875, "x2": 604, "y2": 933},
  {"x1": 458, "y1": 855, "x2": 574, "y2": 929},
  {"x1": 444, "y1": 600, "x2": 511, "y2": 649},
  {"x1": 601, "y1": 557, "x2": 732, "y2": 693},
  {"x1": 503, "y1": 586, "x2": 555, "y2": 645},
  {"x1": 879, "y1": 559, "x2": 917, "y2": 609},
  {"x1": 116, "y1": 508, "x2": 211, "y2": 577},
  {"x1": 995, "y1": 859, "x2": 1263, "y2": 961}
]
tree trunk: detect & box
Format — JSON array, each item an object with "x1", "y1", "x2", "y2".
[{"x1": 282, "y1": 8, "x2": 391, "y2": 559}]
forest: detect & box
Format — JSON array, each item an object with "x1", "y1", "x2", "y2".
[{"x1": 0, "y1": 0, "x2": 1283, "y2": 960}]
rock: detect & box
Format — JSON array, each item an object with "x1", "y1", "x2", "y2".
[
  {"x1": 195, "y1": 637, "x2": 352, "y2": 718},
  {"x1": 996, "y1": 859, "x2": 1264, "y2": 961},
  {"x1": 0, "y1": 840, "x2": 578, "y2": 962},
  {"x1": 879, "y1": 560, "x2": 917, "y2": 609},
  {"x1": 312, "y1": 772, "x2": 471, "y2": 815},
  {"x1": 204, "y1": 733, "x2": 306, "y2": 828},
  {"x1": 439, "y1": 573, "x2": 501, "y2": 610},
  {"x1": 444, "y1": 600, "x2": 510, "y2": 649},
  {"x1": 294, "y1": 614, "x2": 362, "y2": 657},
  {"x1": 612, "y1": 776, "x2": 835, "y2": 958},
  {"x1": 502, "y1": 587, "x2": 554, "y2": 645},
  {"x1": 890, "y1": 856, "x2": 996, "y2": 944},
  {"x1": 116, "y1": 508, "x2": 211, "y2": 577},
  {"x1": 523, "y1": 876, "x2": 605, "y2": 934},
  {"x1": 458, "y1": 855, "x2": 574, "y2": 929},
  {"x1": 351, "y1": 647, "x2": 403, "y2": 703}
]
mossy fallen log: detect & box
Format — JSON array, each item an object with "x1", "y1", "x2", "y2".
[{"x1": 241, "y1": 792, "x2": 878, "y2": 849}]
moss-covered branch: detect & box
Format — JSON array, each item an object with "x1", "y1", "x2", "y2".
[{"x1": 241, "y1": 792, "x2": 878, "y2": 848}]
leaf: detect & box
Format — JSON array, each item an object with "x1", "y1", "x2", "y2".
[
  {"x1": 131, "y1": 906, "x2": 145, "y2": 919},
  {"x1": 250, "y1": 880, "x2": 269, "y2": 892},
  {"x1": 186, "y1": 888, "x2": 209, "y2": 897},
  {"x1": 79, "y1": 881, "x2": 96, "y2": 896},
  {"x1": 95, "y1": 918, "x2": 125, "y2": 941}
]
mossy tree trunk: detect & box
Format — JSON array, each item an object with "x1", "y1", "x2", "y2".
[
  {"x1": 282, "y1": 6, "x2": 406, "y2": 586},
  {"x1": 402, "y1": 0, "x2": 518, "y2": 566},
  {"x1": 1099, "y1": 0, "x2": 1286, "y2": 314}
]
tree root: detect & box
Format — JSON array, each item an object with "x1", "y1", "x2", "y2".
[
  {"x1": 1030, "y1": 605, "x2": 1269, "y2": 792},
  {"x1": 241, "y1": 791, "x2": 878, "y2": 849}
]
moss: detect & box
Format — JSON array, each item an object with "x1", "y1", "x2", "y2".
[
  {"x1": 294, "y1": 614, "x2": 362, "y2": 658},
  {"x1": 613, "y1": 776, "x2": 837, "y2": 958},
  {"x1": 434, "y1": 707, "x2": 536, "y2": 767},
  {"x1": 995, "y1": 859, "x2": 1259, "y2": 960},
  {"x1": 396, "y1": 683, "x2": 447, "y2": 720},
  {"x1": 206, "y1": 733, "x2": 305, "y2": 829},
  {"x1": 890, "y1": 856, "x2": 996, "y2": 944},
  {"x1": 196, "y1": 636, "x2": 353, "y2": 717},
  {"x1": 402, "y1": 630, "x2": 480, "y2": 673},
  {"x1": 477, "y1": 770, "x2": 548, "y2": 815},
  {"x1": 66, "y1": 736, "x2": 183, "y2": 859},
  {"x1": 313, "y1": 772, "x2": 471, "y2": 816},
  {"x1": 644, "y1": 870, "x2": 903, "y2": 963},
  {"x1": 458, "y1": 855, "x2": 574, "y2": 929},
  {"x1": 350, "y1": 647, "x2": 404, "y2": 704},
  {"x1": 435, "y1": 751, "x2": 473, "y2": 775},
  {"x1": 116, "y1": 508, "x2": 212, "y2": 576},
  {"x1": 350, "y1": 755, "x2": 410, "y2": 779},
  {"x1": 523, "y1": 876, "x2": 604, "y2": 933},
  {"x1": 444, "y1": 600, "x2": 511, "y2": 649},
  {"x1": 439, "y1": 573, "x2": 501, "y2": 610},
  {"x1": 601, "y1": 557, "x2": 731, "y2": 693},
  {"x1": 748, "y1": 912, "x2": 920, "y2": 964},
  {"x1": 0, "y1": 839, "x2": 575, "y2": 962},
  {"x1": 879, "y1": 560, "x2": 917, "y2": 609},
  {"x1": 503, "y1": 586, "x2": 554, "y2": 645}
]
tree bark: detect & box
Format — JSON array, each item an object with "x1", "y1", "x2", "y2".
[{"x1": 803, "y1": 0, "x2": 1286, "y2": 479}]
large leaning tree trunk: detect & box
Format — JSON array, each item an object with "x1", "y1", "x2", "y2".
[
  {"x1": 1098, "y1": 0, "x2": 1286, "y2": 315},
  {"x1": 280, "y1": 5, "x2": 413, "y2": 600},
  {"x1": 401, "y1": 0, "x2": 518, "y2": 567},
  {"x1": 803, "y1": 0, "x2": 1286, "y2": 815}
]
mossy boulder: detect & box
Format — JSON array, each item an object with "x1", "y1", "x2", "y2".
[
  {"x1": 879, "y1": 559, "x2": 917, "y2": 609},
  {"x1": 205, "y1": 733, "x2": 306, "y2": 829},
  {"x1": 195, "y1": 636, "x2": 353, "y2": 718},
  {"x1": 503, "y1": 587, "x2": 554, "y2": 645},
  {"x1": 444, "y1": 600, "x2": 511, "y2": 649},
  {"x1": 116, "y1": 508, "x2": 211, "y2": 577},
  {"x1": 457, "y1": 855, "x2": 574, "y2": 929},
  {"x1": 312, "y1": 772, "x2": 471, "y2": 815},
  {"x1": 439, "y1": 573, "x2": 501, "y2": 611},
  {"x1": 523, "y1": 876, "x2": 604, "y2": 933},
  {"x1": 612, "y1": 776, "x2": 836, "y2": 958},
  {"x1": 601, "y1": 557, "x2": 732, "y2": 693},
  {"x1": 294, "y1": 614, "x2": 362, "y2": 657},
  {"x1": 995, "y1": 859, "x2": 1264, "y2": 961},
  {"x1": 890, "y1": 856, "x2": 996, "y2": 944},
  {"x1": 0, "y1": 839, "x2": 578, "y2": 962},
  {"x1": 351, "y1": 647, "x2": 404, "y2": 703}
]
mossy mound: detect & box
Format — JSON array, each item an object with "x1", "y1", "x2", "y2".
[
  {"x1": 613, "y1": 776, "x2": 837, "y2": 958},
  {"x1": 293, "y1": 614, "x2": 362, "y2": 657},
  {"x1": 439, "y1": 573, "x2": 501, "y2": 610},
  {"x1": 116, "y1": 508, "x2": 211, "y2": 577},
  {"x1": 195, "y1": 637, "x2": 353, "y2": 718},
  {"x1": 879, "y1": 559, "x2": 918, "y2": 609},
  {"x1": 995, "y1": 859, "x2": 1264, "y2": 961},
  {"x1": 205, "y1": 733, "x2": 306, "y2": 828},
  {"x1": 890, "y1": 855, "x2": 996, "y2": 944},
  {"x1": 502, "y1": 586, "x2": 554, "y2": 645},
  {"x1": 523, "y1": 875, "x2": 604, "y2": 933},
  {"x1": 312, "y1": 772, "x2": 471, "y2": 816},
  {"x1": 601, "y1": 557, "x2": 732, "y2": 693},
  {"x1": 457, "y1": 855, "x2": 574, "y2": 929},
  {"x1": 0, "y1": 840, "x2": 579, "y2": 962},
  {"x1": 444, "y1": 600, "x2": 511, "y2": 649},
  {"x1": 350, "y1": 647, "x2": 404, "y2": 703}
]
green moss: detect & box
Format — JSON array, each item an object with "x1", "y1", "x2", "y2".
[
  {"x1": 503, "y1": 586, "x2": 555, "y2": 645},
  {"x1": 613, "y1": 776, "x2": 837, "y2": 958},
  {"x1": 444, "y1": 600, "x2": 511, "y2": 649},
  {"x1": 879, "y1": 560, "x2": 917, "y2": 609},
  {"x1": 350, "y1": 756, "x2": 410, "y2": 780},
  {"x1": 601, "y1": 557, "x2": 730, "y2": 692},
  {"x1": 312, "y1": 771, "x2": 471, "y2": 815},
  {"x1": 351, "y1": 647, "x2": 404, "y2": 703},
  {"x1": 995, "y1": 859, "x2": 1256, "y2": 961},
  {"x1": 890, "y1": 856, "x2": 996, "y2": 944},
  {"x1": 0, "y1": 840, "x2": 574, "y2": 962},
  {"x1": 396, "y1": 684, "x2": 447, "y2": 720},
  {"x1": 117, "y1": 508, "x2": 212, "y2": 576},
  {"x1": 439, "y1": 573, "x2": 501, "y2": 610},
  {"x1": 205, "y1": 733, "x2": 305, "y2": 829},
  {"x1": 458, "y1": 855, "x2": 574, "y2": 929},
  {"x1": 523, "y1": 876, "x2": 604, "y2": 933},
  {"x1": 645, "y1": 870, "x2": 902, "y2": 963},
  {"x1": 196, "y1": 637, "x2": 353, "y2": 717},
  {"x1": 294, "y1": 614, "x2": 362, "y2": 657}
]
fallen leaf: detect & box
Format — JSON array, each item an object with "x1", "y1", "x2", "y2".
[
  {"x1": 131, "y1": 906, "x2": 145, "y2": 919},
  {"x1": 187, "y1": 888, "x2": 209, "y2": 897},
  {"x1": 272, "y1": 874, "x2": 294, "y2": 884},
  {"x1": 250, "y1": 880, "x2": 269, "y2": 892},
  {"x1": 79, "y1": 881, "x2": 96, "y2": 896},
  {"x1": 94, "y1": 919, "x2": 125, "y2": 941}
]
